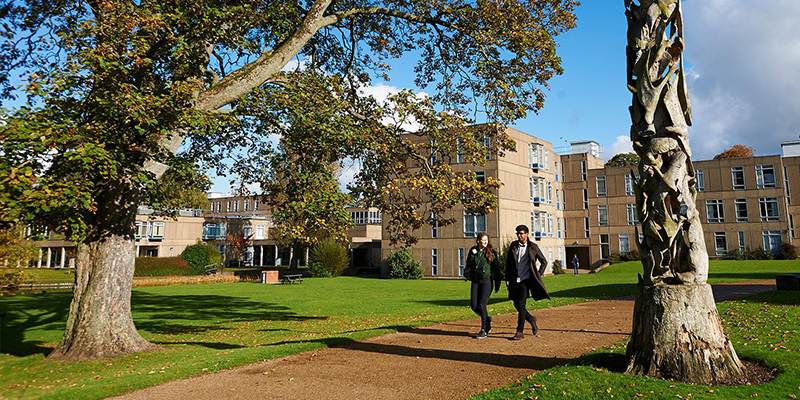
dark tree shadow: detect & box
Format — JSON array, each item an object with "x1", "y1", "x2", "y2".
[
  {"x1": 154, "y1": 341, "x2": 246, "y2": 350},
  {"x1": 547, "y1": 284, "x2": 637, "y2": 300},
  {"x1": 584, "y1": 352, "x2": 628, "y2": 373}
]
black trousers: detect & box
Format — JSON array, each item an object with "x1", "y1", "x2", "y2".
[
  {"x1": 511, "y1": 280, "x2": 535, "y2": 331},
  {"x1": 470, "y1": 278, "x2": 492, "y2": 330}
]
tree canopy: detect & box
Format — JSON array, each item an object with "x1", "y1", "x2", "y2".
[
  {"x1": 713, "y1": 144, "x2": 755, "y2": 160},
  {"x1": 605, "y1": 152, "x2": 640, "y2": 168}
]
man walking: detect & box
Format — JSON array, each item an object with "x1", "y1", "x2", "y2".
[
  {"x1": 505, "y1": 224, "x2": 550, "y2": 340},
  {"x1": 571, "y1": 254, "x2": 580, "y2": 276}
]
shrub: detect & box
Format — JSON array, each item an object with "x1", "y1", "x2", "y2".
[
  {"x1": 134, "y1": 257, "x2": 196, "y2": 277},
  {"x1": 551, "y1": 260, "x2": 565, "y2": 275},
  {"x1": 386, "y1": 247, "x2": 423, "y2": 279},
  {"x1": 181, "y1": 242, "x2": 222, "y2": 274},
  {"x1": 747, "y1": 247, "x2": 773, "y2": 260},
  {"x1": 608, "y1": 250, "x2": 642, "y2": 264},
  {"x1": 309, "y1": 238, "x2": 350, "y2": 277},
  {"x1": 0, "y1": 268, "x2": 31, "y2": 286},
  {"x1": 778, "y1": 242, "x2": 797, "y2": 260}
]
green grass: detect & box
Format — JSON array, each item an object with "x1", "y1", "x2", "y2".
[
  {"x1": 470, "y1": 290, "x2": 800, "y2": 400},
  {"x1": 0, "y1": 260, "x2": 797, "y2": 399},
  {"x1": 0, "y1": 268, "x2": 76, "y2": 283}
]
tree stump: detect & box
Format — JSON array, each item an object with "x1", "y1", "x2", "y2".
[{"x1": 626, "y1": 284, "x2": 745, "y2": 384}]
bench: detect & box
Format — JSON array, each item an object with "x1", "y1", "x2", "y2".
[
  {"x1": 280, "y1": 274, "x2": 304, "y2": 284},
  {"x1": 204, "y1": 264, "x2": 218, "y2": 274}
]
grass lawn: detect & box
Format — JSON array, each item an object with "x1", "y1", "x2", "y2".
[
  {"x1": 1, "y1": 268, "x2": 76, "y2": 283},
  {"x1": 471, "y1": 289, "x2": 800, "y2": 400},
  {"x1": 0, "y1": 260, "x2": 797, "y2": 399}
]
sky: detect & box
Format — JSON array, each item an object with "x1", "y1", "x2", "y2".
[{"x1": 204, "y1": 1, "x2": 800, "y2": 194}]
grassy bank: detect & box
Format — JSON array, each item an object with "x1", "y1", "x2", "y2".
[{"x1": 0, "y1": 260, "x2": 797, "y2": 399}]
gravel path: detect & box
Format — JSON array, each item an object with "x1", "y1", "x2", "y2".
[{"x1": 111, "y1": 280, "x2": 775, "y2": 400}]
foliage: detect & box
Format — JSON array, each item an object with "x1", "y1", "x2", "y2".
[
  {"x1": 778, "y1": 242, "x2": 797, "y2": 260},
  {"x1": 308, "y1": 237, "x2": 351, "y2": 277},
  {"x1": 723, "y1": 247, "x2": 776, "y2": 261},
  {"x1": 0, "y1": 268, "x2": 31, "y2": 286},
  {"x1": 180, "y1": 242, "x2": 222, "y2": 274},
  {"x1": 387, "y1": 247, "x2": 423, "y2": 279},
  {"x1": 150, "y1": 167, "x2": 211, "y2": 211},
  {"x1": 226, "y1": 232, "x2": 253, "y2": 266},
  {"x1": 604, "y1": 152, "x2": 640, "y2": 168},
  {"x1": 0, "y1": 224, "x2": 40, "y2": 267},
  {"x1": 551, "y1": 259, "x2": 564, "y2": 275},
  {"x1": 133, "y1": 257, "x2": 196, "y2": 277},
  {"x1": 607, "y1": 250, "x2": 641, "y2": 264},
  {"x1": 714, "y1": 144, "x2": 756, "y2": 160}
]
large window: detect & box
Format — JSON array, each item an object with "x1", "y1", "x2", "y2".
[
  {"x1": 584, "y1": 217, "x2": 590, "y2": 238},
  {"x1": 233, "y1": 200, "x2": 240, "y2": 212},
  {"x1": 696, "y1": 169, "x2": 705, "y2": 192},
  {"x1": 547, "y1": 214, "x2": 554, "y2": 236},
  {"x1": 464, "y1": 212, "x2": 486, "y2": 237},
  {"x1": 756, "y1": 164, "x2": 776, "y2": 189},
  {"x1": 530, "y1": 212, "x2": 547, "y2": 237},
  {"x1": 600, "y1": 234, "x2": 610, "y2": 260},
  {"x1": 431, "y1": 249, "x2": 439, "y2": 276},
  {"x1": 626, "y1": 204, "x2": 640, "y2": 225},
  {"x1": 546, "y1": 182, "x2": 553, "y2": 204},
  {"x1": 244, "y1": 199, "x2": 250, "y2": 212},
  {"x1": 135, "y1": 221, "x2": 147, "y2": 240},
  {"x1": 582, "y1": 188, "x2": 588, "y2": 209},
  {"x1": 255, "y1": 225, "x2": 265, "y2": 240},
  {"x1": 619, "y1": 234, "x2": 630, "y2": 253},
  {"x1": 734, "y1": 199, "x2": 748, "y2": 222},
  {"x1": 530, "y1": 177, "x2": 545, "y2": 203},
  {"x1": 714, "y1": 232, "x2": 727, "y2": 256},
  {"x1": 529, "y1": 143, "x2": 544, "y2": 169},
  {"x1": 706, "y1": 199, "x2": 724, "y2": 223},
  {"x1": 731, "y1": 166, "x2": 745, "y2": 190},
  {"x1": 580, "y1": 160, "x2": 587, "y2": 181},
  {"x1": 350, "y1": 210, "x2": 382, "y2": 224},
  {"x1": 598, "y1": 205, "x2": 608, "y2": 226},
  {"x1": 149, "y1": 222, "x2": 165, "y2": 240},
  {"x1": 596, "y1": 176, "x2": 607, "y2": 197},
  {"x1": 762, "y1": 230, "x2": 782, "y2": 255},
  {"x1": 759, "y1": 197, "x2": 780, "y2": 222},
  {"x1": 458, "y1": 248, "x2": 465, "y2": 276},
  {"x1": 738, "y1": 231, "x2": 745, "y2": 251},
  {"x1": 431, "y1": 213, "x2": 438, "y2": 239},
  {"x1": 624, "y1": 174, "x2": 639, "y2": 196}
]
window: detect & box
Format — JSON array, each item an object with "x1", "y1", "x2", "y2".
[
  {"x1": 226, "y1": 201, "x2": 231, "y2": 212},
  {"x1": 234, "y1": 200, "x2": 240, "y2": 212},
  {"x1": 530, "y1": 212, "x2": 546, "y2": 236},
  {"x1": 556, "y1": 188, "x2": 560, "y2": 209},
  {"x1": 738, "y1": 231, "x2": 746, "y2": 251},
  {"x1": 731, "y1": 167, "x2": 745, "y2": 190},
  {"x1": 580, "y1": 160, "x2": 587, "y2": 181},
  {"x1": 600, "y1": 234, "x2": 610, "y2": 260},
  {"x1": 555, "y1": 161, "x2": 559, "y2": 181},
  {"x1": 430, "y1": 139, "x2": 437, "y2": 164},
  {"x1": 735, "y1": 199, "x2": 748, "y2": 222},
  {"x1": 626, "y1": 204, "x2": 640, "y2": 225},
  {"x1": 150, "y1": 222, "x2": 165, "y2": 240},
  {"x1": 705, "y1": 199, "x2": 724, "y2": 223},
  {"x1": 791, "y1": 215, "x2": 796, "y2": 239},
  {"x1": 619, "y1": 234, "x2": 630, "y2": 253},
  {"x1": 625, "y1": 174, "x2": 635, "y2": 196},
  {"x1": 562, "y1": 189, "x2": 566, "y2": 210},
  {"x1": 546, "y1": 182, "x2": 553, "y2": 204},
  {"x1": 475, "y1": 171, "x2": 486, "y2": 183},
  {"x1": 254, "y1": 199, "x2": 259, "y2": 210},
  {"x1": 242, "y1": 225, "x2": 253, "y2": 238},
  {"x1": 464, "y1": 213, "x2": 486, "y2": 237},
  {"x1": 244, "y1": 200, "x2": 250, "y2": 212},
  {"x1": 756, "y1": 165, "x2": 776, "y2": 189},
  {"x1": 135, "y1": 221, "x2": 147, "y2": 240},
  {"x1": 785, "y1": 166, "x2": 791, "y2": 205},
  {"x1": 696, "y1": 169, "x2": 705, "y2": 192},
  {"x1": 598, "y1": 205, "x2": 608, "y2": 226},
  {"x1": 596, "y1": 176, "x2": 607, "y2": 197},
  {"x1": 544, "y1": 150, "x2": 550, "y2": 172},
  {"x1": 529, "y1": 143, "x2": 544, "y2": 169},
  {"x1": 530, "y1": 177, "x2": 545, "y2": 202},
  {"x1": 210, "y1": 202, "x2": 215, "y2": 213},
  {"x1": 458, "y1": 248, "x2": 466, "y2": 276},
  {"x1": 457, "y1": 139, "x2": 464, "y2": 163},
  {"x1": 714, "y1": 232, "x2": 727, "y2": 256},
  {"x1": 431, "y1": 248, "x2": 438, "y2": 276},
  {"x1": 216, "y1": 201, "x2": 221, "y2": 213},
  {"x1": 762, "y1": 230, "x2": 782, "y2": 255},
  {"x1": 431, "y1": 213, "x2": 438, "y2": 238},
  {"x1": 483, "y1": 135, "x2": 491, "y2": 161},
  {"x1": 255, "y1": 225, "x2": 265, "y2": 240},
  {"x1": 582, "y1": 188, "x2": 588, "y2": 209},
  {"x1": 759, "y1": 197, "x2": 779, "y2": 222},
  {"x1": 547, "y1": 214, "x2": 554, "y2": 236},
  {"x1": 557, "y1": 217, "x2": 563, "y2": 238}
]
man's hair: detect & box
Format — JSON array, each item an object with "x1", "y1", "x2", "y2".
[{"x1": 515, "y1": 224, "x2": 529, "y2": 233}]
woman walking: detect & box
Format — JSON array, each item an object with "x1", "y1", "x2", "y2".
[{"x1": 465, "y1": 232, "x2": 502, "y2": 339}]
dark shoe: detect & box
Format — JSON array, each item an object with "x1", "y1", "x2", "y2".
[
  {"x1": 530, "y1": 316, "x2": 539, "y2": 335},
  {"x1": 511, "y1": 331, "x2": 524, "y2": 340},
  {"x1": 485, "y1": 317, "x2": 492, "y2": 334},
  {"x1": 475, "y1": 330, "x2": 488, "y2": 339}
]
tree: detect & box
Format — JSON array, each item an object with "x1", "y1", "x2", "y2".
[
  {"x1": 0, "y1": 0, "x2": 577, "y2": 360},
  {"x1": 714, "y1": 144, "x2": 755, "y2": 160},
  {"x1": 605, "y1": 152, "x2": 640, "y2": 168},
  {"x1": 0, "y1": 224, "x2": 40, "y2": 267},
  {"x1": 625, "y1": 0, "x2": 744, "y2": 384},
  {"x1": 226, "y1": 231, "x2": 253, "y2": 268}
]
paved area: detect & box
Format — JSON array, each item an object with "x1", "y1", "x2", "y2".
[{"x1": 111, "y1": 280, "x2": 775, "y2": 400}]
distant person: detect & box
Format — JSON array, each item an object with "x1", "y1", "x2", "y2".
[
  {"x1": 465, "y1": 232, "x2": 501, "y2": 339},
  {"x1": 572, "y1": 254, "x2": 580, "y2": 276},
  {"x1": 505, "y1": 224, "x2": 550, "y2": 340}
]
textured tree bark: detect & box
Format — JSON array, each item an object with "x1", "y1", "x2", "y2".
[
  {"x1": 624, "y1": 0, "x2": 744, "y2": 384},
  {"x1": 48, "y1": 196, "x2": 158, "y2": 361}
]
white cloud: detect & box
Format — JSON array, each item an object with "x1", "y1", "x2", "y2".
[
  {"x1": 682, "y1": 0, "x2": 800, "y2": 159},
  {"x1": 605, "y1": 135, "x2": 633, "y2": 161},
  {"x1": 359, "y1": 83, "x2": 429, "y2": 133}
]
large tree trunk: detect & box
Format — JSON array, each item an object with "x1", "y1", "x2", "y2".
[
  {"x1": 626, "y1": 284, "x2": 744, "y2": 383},
  {"x1": 48, "y1": 196, "x2": 158, "y2": 360},
  {"x1": 624, "y1": 0, "x2": 744, "y2": 383}
]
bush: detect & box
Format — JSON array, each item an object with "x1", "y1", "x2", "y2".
[
  {"x1": 551, "y1": 260, "x2": 565, "y2": 275},
  {"x1": 608, "y1": 250, "x2": 641, "y2": 264},
  {"x1": 747, "y1": 247, "x2": 773, "y2": 260},
  {"x1": 181, "y1": 242, "x2": 222, "y2": 274},
  {"x1": 309, "y1": 238, "x2": 350, "y2": 277},
  {"x1": 778, "y1": 242, "x2": 797, "y2": 260},
  {"x1": 386, "y1": 247, "x2": 423, "y2": 279},
  {"x1": 0, "y1": 268, "x2": 31, "y2": 286},
  {"x1": 134, "y1": 257, "x2": 196, "y2": 277}
]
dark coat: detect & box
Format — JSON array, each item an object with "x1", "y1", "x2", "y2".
[
  {"x1": 505, "y1": 240, "x2": 550, "y2": 301},
  {"x1": 465, "y1": 246, "x2": 502, "y2": 291}
]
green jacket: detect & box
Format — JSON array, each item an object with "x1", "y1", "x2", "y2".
[{"x1": 465, "y1": 246, "x2": 502, "y2": 290}]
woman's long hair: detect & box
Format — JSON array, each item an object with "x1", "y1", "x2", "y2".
[{"x1": 476, "y1": 232, "x2": 494, "y2": 263}]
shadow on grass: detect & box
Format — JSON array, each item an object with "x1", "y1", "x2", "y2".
[
  {"x1": 734, "y1": 289, "x2": 800, "y2": 305},
  {"x1": 0, "y1": 290, "x2": 326, "y2": 357},
  {"x1": 154, "y1": 341, "x2": 247, "y2": 350},
  {"x1": 583, "y1": 352, "x2": 628, "y2": 373},
  {"x1": 415, "y1": 297, "x2": 508, "y2": 308},
  {"x1": 708, "y1": 272, "x2": 787, "y2": 282},
  {"x1": 547, "y1": 283, "x2": 637, "y2": 300}
]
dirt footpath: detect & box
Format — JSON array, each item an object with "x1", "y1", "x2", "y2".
[{"x1": 111, "y1": 281, "x2": 775, "y2": 400}]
